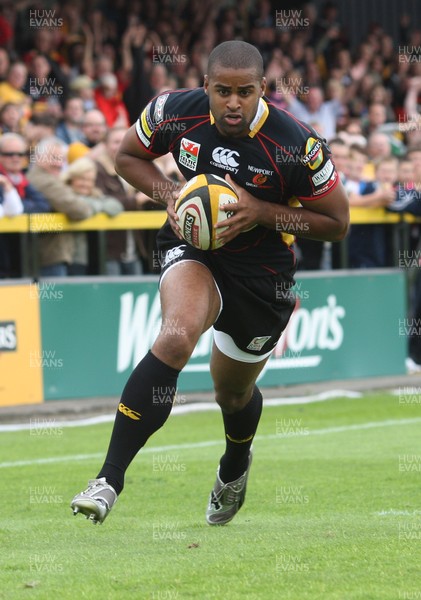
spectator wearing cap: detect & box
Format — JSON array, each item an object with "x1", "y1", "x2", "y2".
[{"x1": 94, "y1": 73, "x2": 129, "y2": 128}]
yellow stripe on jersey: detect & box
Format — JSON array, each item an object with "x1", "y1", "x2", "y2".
[
  {"x1": 141, "y1": 108, "x2": 153, "y2": 137},
  {"x1": 248, "y1": 98, "x2": 269, "y2": 138},
  {"x1": 281, "y1": 232, "x2": 295, "y2": 246},
  {"x1": 288, "y1": 196, "x2": 302, "y2": 208},
  {"x1": 280, "y1": 196, "x2": 302, "y2": 246}
]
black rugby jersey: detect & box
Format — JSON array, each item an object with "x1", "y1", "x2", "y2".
[{"x1": 135, "y1": 88, "x2": 339, "y2": 276}]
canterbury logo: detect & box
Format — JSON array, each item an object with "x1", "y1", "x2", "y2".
[
  {"x1": 118, "y1": 403, "x2": 141, "y2": 421},
  {"x1": 226, "y1": 433, "x2": 254, "y2": 444},
  {"x1": 162, "y1": 245, "x2": 186, "y2": 267},
  {"x1": 212, "y1": 147, "x2": 240, "y2": 167}
]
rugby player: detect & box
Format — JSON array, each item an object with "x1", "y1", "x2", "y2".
[{"x1": 71, "y1": 40, "x2": 349, "y2": 525}]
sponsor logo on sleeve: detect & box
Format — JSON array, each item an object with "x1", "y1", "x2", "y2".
[
  {"x1": 179, "y1": 138, "x2": 201, "y2": 171},
  {"x1": 312, "y1": 170, "x2": 338, "y2": 195},
  {"x1": 135, "y1": 119, "x2": 151, "y2": 147},
  {"x1": 154, "y1": 93, "x2": 169, "y2": 124},
  {"x1": 311, "y1": 159, "x2": 334, "y2": 186},
  {"x1": 145, "y1": 102, "x2": 154, "y2": 128},
  {"x1": 301, "y1": 137, "x2": 323, "y2": 170}
]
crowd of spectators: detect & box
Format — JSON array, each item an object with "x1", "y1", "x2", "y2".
[{"x1": 0, "y1": 0, "x2": 420, "y2": 280}]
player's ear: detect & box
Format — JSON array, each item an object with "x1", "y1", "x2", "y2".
[
  {"x1": 204, "y1": 74, "x2": 209, "y2": 95},
  {"x1": 260, "y1": 77, "x2": 267, "y2": 97}
]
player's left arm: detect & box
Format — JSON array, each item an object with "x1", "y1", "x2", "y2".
[{"x1": 216, "y1": 175, "x2": 349, "y2": 243}]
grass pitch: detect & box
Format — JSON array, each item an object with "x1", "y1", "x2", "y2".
[{"x1": 0, "y1": 391, "x2": 420, "y2": 599}]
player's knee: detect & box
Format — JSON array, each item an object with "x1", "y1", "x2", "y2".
[
  {"x1": 214, "y1": 387, "x2": 253, "y2": 414},
  {"x1": 152, "y1": 328, "x2": 200, "y2": 370}
]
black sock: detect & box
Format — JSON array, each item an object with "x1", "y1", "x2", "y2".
[
  {"x1": 97, "y1": 351, "x2": 180, "y2": 495},
  {"x1": 219, "y1": 386, "x2": 263, "y2": 483}
]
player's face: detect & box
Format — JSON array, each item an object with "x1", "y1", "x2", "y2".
[{"x1": 204, "y1": 67, "x2": 266, "y2": 138}]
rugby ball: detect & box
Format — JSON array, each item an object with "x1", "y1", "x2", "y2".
[{"x1": 174, "y1": 173, "x2": 238, "y2": 250}]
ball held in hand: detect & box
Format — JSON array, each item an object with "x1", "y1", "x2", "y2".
[{"x1": 174, "y1": 173, "x2": 238, "y2": 250}]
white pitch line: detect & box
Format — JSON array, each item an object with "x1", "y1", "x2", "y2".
[
  {"x1": 375, "y1": 509, "x2": 421, "y2": 516},
  {"x1": 1, "y1": 416, "x2": 420, "y2": 470},
  {"x1": 390, "y1": 387, "x2": 421, "y2": 399},
  {"x1": 0, "y1": 390, "x2": 362, "y2": 433}
]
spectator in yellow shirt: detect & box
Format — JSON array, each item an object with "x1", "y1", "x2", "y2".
[{"x1": 0, "y1": 63, "x2": 30, "y2": 109}]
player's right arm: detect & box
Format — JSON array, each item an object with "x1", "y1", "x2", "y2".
[
  {"x1": 116, "y1": 125, "x2": 174, "y2": 205},
  {"x1": 115, "y1": 125, "x2": 182, "y2": 237}
]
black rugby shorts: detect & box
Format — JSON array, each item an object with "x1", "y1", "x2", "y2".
[{"x1": 158, "y1": 241, "x2": 296, "y2": 363}]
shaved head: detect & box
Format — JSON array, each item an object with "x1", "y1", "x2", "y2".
[{"x1": 207, "y1": 41, "x2": 264, "y2": 80}]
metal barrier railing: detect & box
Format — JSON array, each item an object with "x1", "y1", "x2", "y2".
[{"x1": 0, "y1": 208, "x2": 417, "y2": 276}]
